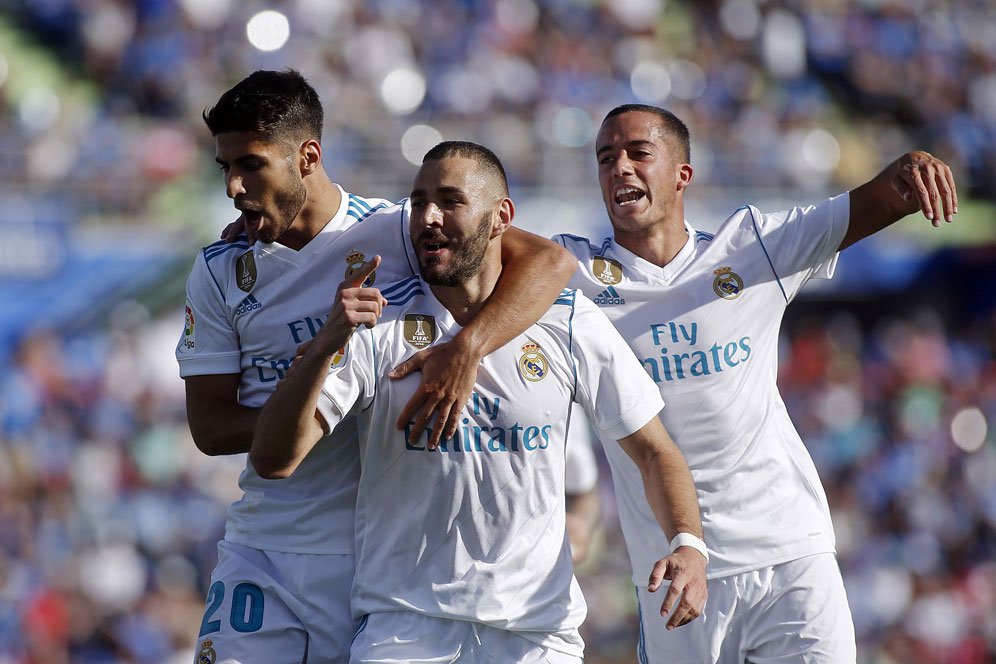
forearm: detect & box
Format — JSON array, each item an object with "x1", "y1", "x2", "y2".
[
  {"x1": 841, "y1": 161, "x2": 914, "y2": 250},
  {"x1": 458, "y1": 228, "x2": 575, "y2": 355},
  {"x1": 638, "y1": 446, "x2": 703, "y2": 541},
  {"x1": 250, "y1": 350, "x2": 334, "y2": 479}
]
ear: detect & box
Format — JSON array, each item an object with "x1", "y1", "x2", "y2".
[
  {"x1": 299, "y1": 139, "x2": 322, "y2": 176},
  {"x1": 676, "y1": 163, "x2": 694, "y2": 191},
  {"x1": 491, "y1": 197, "x2": 514, "y2": 239}
]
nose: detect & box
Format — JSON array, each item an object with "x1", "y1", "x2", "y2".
[
  {"x1": 226, "y1": 172, "x2": 245, "y2": 199},
  {"x1": 420, "y1": 202, "x2": 443, "y2": 227},
  {"x1": 612, "y1": 152, "x2": 634, "y2": 178}
]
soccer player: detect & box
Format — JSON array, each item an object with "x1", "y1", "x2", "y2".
[
  {"x1": 175, "y1": 71, "x2": 578, "y2": 664},
  {"x1": 554, "y1": 104, "x2": 958, "y2": 663},
  {"x1": 250, "y1": 141, "x2": 709, "y2": 663}
]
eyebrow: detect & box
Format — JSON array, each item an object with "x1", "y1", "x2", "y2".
[
  {"x1": 409, "y1": 185, "x2": 466, "y2": 198},
  {"x1": 596, "y1": 139, "x2": 656, "y2": 157},
  {"x1": 215, "y1": 153, "x2": 266, "y2": 166}
]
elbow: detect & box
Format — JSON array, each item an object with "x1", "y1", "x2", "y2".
[
  {"x1": 550, "y1": 245, "x2": 577, "y2": 283},
  {"x1": 249, "y1": 449, "x2": 295, "y2": 480},
  {"x1": 191, "y1": 432, "x2": 230, "y2": 457}
]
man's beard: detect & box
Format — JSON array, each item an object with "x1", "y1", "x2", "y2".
[
  {"x1": 419, "y1": 212, "x2": 492, "y2": 287},
  {"x1": 258, "y1": 174, "x2": 307, "y2": 244}
]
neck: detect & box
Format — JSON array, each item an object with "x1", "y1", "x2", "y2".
[
  {"x1": 277, "y1": 172, "x2": 342, "y2": 251},
  {"x1": 614, "y1": 213, "x2": 688, "y2": 268},
  {"x1": 428, "y1": 256, "x2": 503, "y2": 327}
]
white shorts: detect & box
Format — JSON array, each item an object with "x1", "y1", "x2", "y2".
[
  {"x1": 635, "y1": 553, "x2": 856, "y2": 664},
  {"x1": 349, "y1": 611, "x2": 583, "y2": 664},
  {"x1": 192, "y1": 541, "x2": 355, "y2": 664}
]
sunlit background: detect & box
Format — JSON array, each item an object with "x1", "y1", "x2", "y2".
[{"x1": 0, "y1": 1, "x2": 994, "y2": 662}]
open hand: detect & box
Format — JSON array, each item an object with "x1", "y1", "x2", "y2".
[
  {"x1": 648, "y1": 547, "x2": 708, "y2": 631},
  {"x1": 389, "y1": 336, "x2": 482, "y2": 450}
]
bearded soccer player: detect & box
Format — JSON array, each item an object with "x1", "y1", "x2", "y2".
[
  {"x1": 175, "y1": 71, "x2": 578, "y2": 664},
  {"x1": 554, "y1": 104, "x2": 958, "y2": 663},
  {"x1": 250, "y1": 141, "x2": 708, "y2": 663}
]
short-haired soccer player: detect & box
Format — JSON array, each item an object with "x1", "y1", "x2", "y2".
[
  {"x1": 251, "y1": 141, "x2": 708, "y2": 663},
  {"x1": 555, "y1": 104, "x2": 958, "y2": 663},
  {"x1": 176, "y1": 71, "x2": 578, "y2": 663}
]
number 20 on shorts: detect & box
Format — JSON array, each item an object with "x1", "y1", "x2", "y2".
[{"x1": 199, "y1": 581, "x2": 265, "y2": 636}]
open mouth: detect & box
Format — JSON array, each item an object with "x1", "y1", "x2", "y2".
[
  {"x1": 241, "y1": 210, "x2": 263, "y2": 227},
  {"x1": 422, "y1": 241, "x2": 449, "y2": 256},
  {"x1": 614, "y1": 186, "x2": 646, "y2": 206}
]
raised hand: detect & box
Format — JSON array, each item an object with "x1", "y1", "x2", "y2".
[
  {"x1": 312, "y1": 257, "x2": 387, "y2": 358},
  {"x1": 892, "y1": 151, "x2": 958, "y2": 226}
]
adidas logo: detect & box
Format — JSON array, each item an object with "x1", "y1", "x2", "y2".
[
  {"x1": 593, "y1": 286, "x2": 625, "y2": 306},
  {"x1": 235, "y1": 294, "x2": 263, "y2": 316}
]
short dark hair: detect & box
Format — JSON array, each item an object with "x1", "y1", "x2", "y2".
[
  {"x1": 203, "y1": 69, "x2": 323, "y2": 144},
  {"x1": 422, "y1": 141, "x2": 509, "y2": 197},
  {"x1": 603, "y1": 104, "x2": 691, "y2": 163}
]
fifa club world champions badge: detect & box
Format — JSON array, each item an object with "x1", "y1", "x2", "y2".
[
  {"x1": 403, "y1": 314, "x2": 436, "y2": 349},
  {"x1": 518, "y1": 342, "x2": 549, "y2": 382},
  {"x1": 592, "y1": 256, "x2": 623, "y2": 285},
  {"x1": 236, "y1": 250, "x2": 257, "y2": 293},
  {"x1": 713, "y1": 266, "x2": 744, "y2": 300}
]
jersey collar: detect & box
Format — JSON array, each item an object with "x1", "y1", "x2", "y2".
[{"x1": 609, "y1": 220, "x2": 696, "y2": 284}]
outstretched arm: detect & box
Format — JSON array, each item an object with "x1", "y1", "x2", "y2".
[
  {"x1": 840, "y1": 151, "x2": 958, "y2": 250},
  {"x1": 251, "y1": 259, "x2": 386, "y2": 479},
  {"x1": 618, "y1": 416, "x2": 707, "y2": 631},
  {"x1": 392, "y1": 227, "x2": 576, "y2": 448}
]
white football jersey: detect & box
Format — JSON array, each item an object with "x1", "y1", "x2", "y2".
[
  {"x1": 315, "y1": 279, "x2": 664, "y2": 657},
  {"x1": 175, "y1": 187, "x2": 417, "y2": 554},
  {"x1": 555, "y1": 193, "x2": 850, "y2": 582}
]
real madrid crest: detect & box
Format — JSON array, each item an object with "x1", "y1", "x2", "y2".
[
  {"x1": 403, "y1": 314, "x2": 436, "y2": 348},
  {"x1": 592, "y1": 256, "x2": 623, "y2": 285},
  {"x1": 518, "y1": 342, "x2": 548, "y2": 382},
  {"x1": 345, "y1": 249, "x2": 375, "y2": 286},
  {"x1": 197, "y1": 638, "x2": 217, "y2": 664},
  {"x1": 713, "y1": 266, "x2": 744, "y2": 300},
  {"x1": 236, "y1": 250, "x2": 257, "y2": 292}
]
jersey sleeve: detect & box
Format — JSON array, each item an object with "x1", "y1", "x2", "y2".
[
  {"x1": 747, "y1": 192, "x2": 850, "y2": 302},
  {"x1": 552, "y1": 233, "x2": 602, "y2": 291},
  {"x1": 316, "y1": 329, "x2": 376, "y2": 431},
  {"x1": 337, "y1": 199, "x2": 419, "y2": 284},
  {"x1": 564, "y1": 406, "x2": 599, "y2": 494},
  {"x1": 175, "y1": 251, "x2": 242, "y2": 377},
  {"x1": 567, "y1": 294, "x2": 665, "y2": 441}
]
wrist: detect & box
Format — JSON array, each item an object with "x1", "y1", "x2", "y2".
[
  {"x1": 670, "y1": 532, "x2": 709, "y2": 563},
  {"x1": 450, "y1": 327, "x2": 487, "y2": 359}
]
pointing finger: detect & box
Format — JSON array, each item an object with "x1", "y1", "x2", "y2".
[{"x1": 345, "y1": 255, "x2": 381, "y2": 289}]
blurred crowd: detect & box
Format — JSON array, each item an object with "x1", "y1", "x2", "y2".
[
  {"x1": 2, "y1": 297, "x2": 995, "y2": 662},
  {"x1": 0, "y1": 0, "x2": 994, "y2": 231},
  {"x1": 1, "y1": 1, "x2": 995, "y2": 662}
]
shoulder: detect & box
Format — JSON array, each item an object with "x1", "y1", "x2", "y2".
[
  {"x1": 536, "y1": 287, "x2": 585, "y2": 326},
  {"x1": 190, "y1": 235, "x2": 252, "y2": 289},
  {"x1": 344, "y1": 193, "x2": 406, "y2": 225},
  {"x1": 380, "y1": 275, "x2": 425, "y2": 309},
  {"x1": 551, "y1": 233, "x2": 611, "y2": 260},
  {"x1": 199, "y1": 233, "x2": 251, "y2": 267}
]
